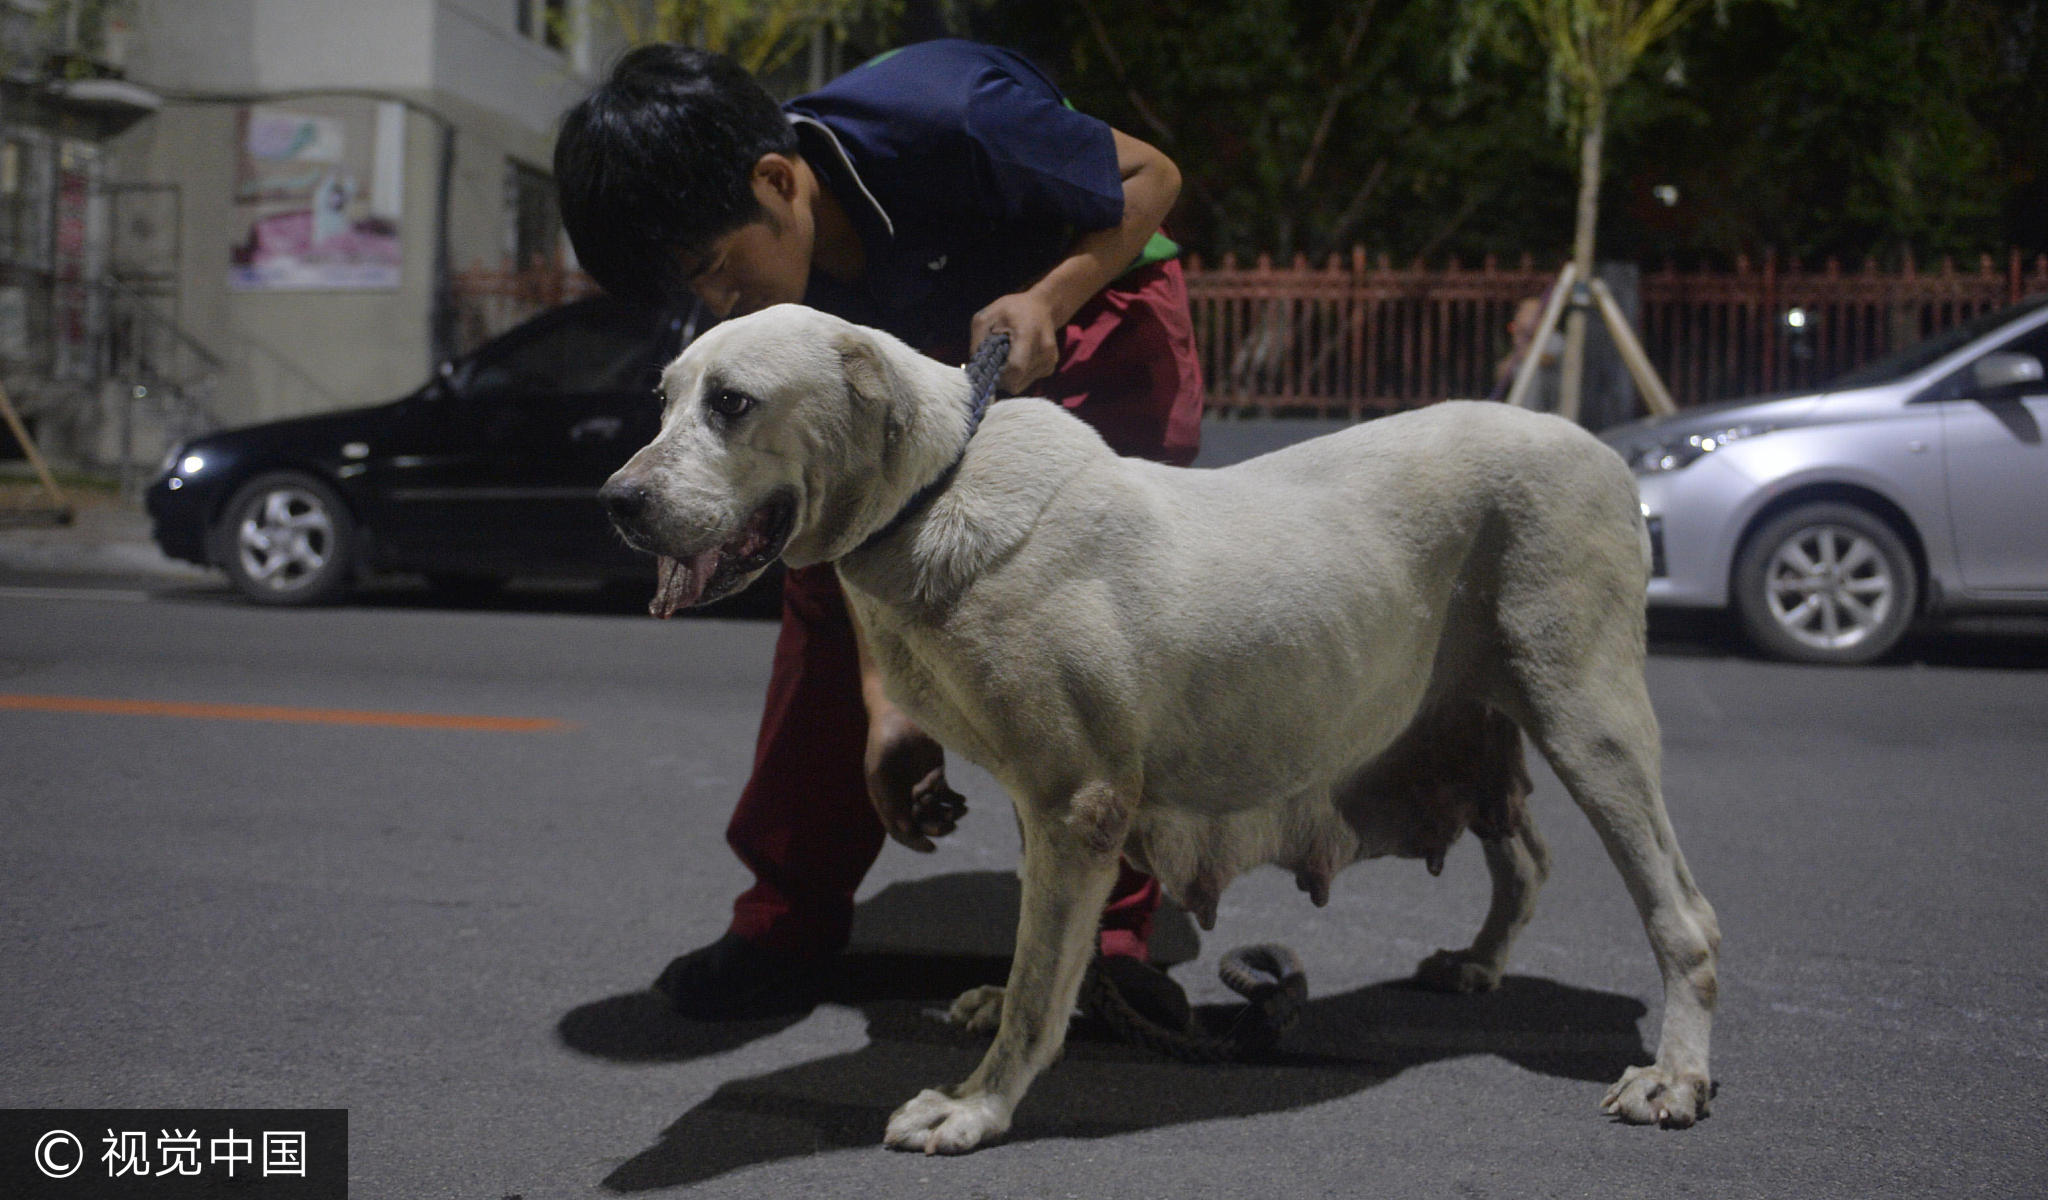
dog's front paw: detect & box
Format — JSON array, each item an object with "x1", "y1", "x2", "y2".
[
  {"x1": 1601, "y1": 1064, "x2": 1711, "y2": 1128},
  {"x1": 1414, "y1": 948, "x2": 1503, "y2": 994},
  {"x1": 884, "y1": 1087, "x2": 1011, "y2": 1154},
  {"x1": 946, "y1": 984, "x2": 1005, "y2": 1033}
]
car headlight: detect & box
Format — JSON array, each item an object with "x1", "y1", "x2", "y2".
[
  {"x1": 157, "y1": 444, "x2": 210, "y2": 491},
  {"x1": 1625, "y1": 424, "x2": 1775, "y2": 475}
]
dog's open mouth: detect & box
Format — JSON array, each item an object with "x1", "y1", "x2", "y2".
[{"x1": 649, "y1": 491, "x2": 796, "y2": 618}]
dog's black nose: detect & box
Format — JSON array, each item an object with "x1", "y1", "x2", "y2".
[{"x1": 600, "y1": 477, "x2": 649, "y2": 527}]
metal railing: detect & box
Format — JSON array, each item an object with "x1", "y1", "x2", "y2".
[
  {"x1": 451, "y1": 251, "x2": 2048, "y2": 417},
  {"x1": 102, "y1": 278, "x2": 225, "y2": 491},
  {"x1": 1642, "y1": 250, "x2": 2048, "y2": 404},
  {"x1": 1186, "y1": 248, "x2": 2048, "y2": 415},
  {"x1": 1186, "y1": 250, "x2": 1555, "y2": 415}
]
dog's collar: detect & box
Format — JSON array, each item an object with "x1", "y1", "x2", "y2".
[{"x1": 854, "y1": 332, "x2": 1009, "y2": 554}]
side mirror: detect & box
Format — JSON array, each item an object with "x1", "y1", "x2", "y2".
[{"x1": 1969, "y1": 351, "x2": 2045, "y2": 397}]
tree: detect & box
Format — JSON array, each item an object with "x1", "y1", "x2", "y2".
[
  {"x1": 1456, "y1": 0, "x2": 1778, "y2": 419},
  {"x1": 1632, "y1": 0, "x2": 2043, "y2": 264},
  {"x1": 591, "y1": 2, "x2": 2043, "y2": 274},
  {"x1": 596, "y1": 0, "x2": 902, "y2": 79},
  {"x1": 974, "y1": 0, "x2": 1525, "y2": 261}
]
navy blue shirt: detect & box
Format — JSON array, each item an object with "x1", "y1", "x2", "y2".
[{"x1": 783, "y1": 40, "x2": 1126, "y2": 354}]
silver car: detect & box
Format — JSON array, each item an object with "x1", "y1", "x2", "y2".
[{"x1": 1599, "y1": 293, "x2": 2048, "y2": 664}]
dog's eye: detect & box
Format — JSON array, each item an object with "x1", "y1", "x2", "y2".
[{"x1": 706, "y1": 389, "x2": 755, "y2": 420}]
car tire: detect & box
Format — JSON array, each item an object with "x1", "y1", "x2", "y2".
[
  {"x1": 214, "y1": 472, "x2": 357, "y2": 606},
  {"x1": 1732, "y1": 502, "x2": 1917, "y2": 664}
]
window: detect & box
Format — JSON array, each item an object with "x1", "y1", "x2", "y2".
[
  {"x1": 1992, "y1": 318, "x2": 2048, "y2": 367},
  {"x1": 464, "y1": 301, "x2": 664, "y2": 399},
  {"x1": 504, "y1": 160, "x2": 561, "y2": 270},
  {"x1": 1832, "y1": 295, "x2": 2048, "y2": 391},
  {"x1": 516, "y1": 0, "x2": 569, "y2": 51},
  {"x1": 0, "y1": 131, "x2": 54, "y2": 270}
]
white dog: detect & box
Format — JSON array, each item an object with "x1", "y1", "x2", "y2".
[{"x1": 601, "y1": 304, "x2": 1720, "y2": 1154}]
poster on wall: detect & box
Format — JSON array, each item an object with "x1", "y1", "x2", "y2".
[{"x1": 229, "y1": 102, "x2": 404, "y2": 290}]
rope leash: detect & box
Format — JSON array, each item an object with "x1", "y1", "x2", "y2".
[
  {"x1": 855, "y1": 331, "x2": 1011, "y2": 553},
  {"x1": 1083, "y1": 943, "x2": 1308, "y2": 1063},
  {"x1": 963, "y1": 330, "x2": 1011, "y2": 423}
]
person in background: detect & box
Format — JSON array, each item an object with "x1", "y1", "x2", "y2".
[{"x1": 1490, "y1": 292, "x2": 1561, "y2": 407}]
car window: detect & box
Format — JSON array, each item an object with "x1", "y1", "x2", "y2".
[
  {"x1": 1828, "y1": 295, "x2": 2048, "y2": 391},
  {"x1": 464, "y1": 301, "x2": 670, "y2": 400},
  {"x1": 1990, "y1": 320, "x2": 2048, "y2": 366}
]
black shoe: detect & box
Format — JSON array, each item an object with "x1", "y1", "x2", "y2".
[{"x1": 652, "y1": 933, "x2": 829, "y2": 1020}]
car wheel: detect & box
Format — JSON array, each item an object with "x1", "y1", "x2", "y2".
[
  {"x1": 1733, "y1": 502, "x2": 1917, "y2": 664},
  {"x1": 215, "y1": 472, "x2": 356, "y2": 605}
]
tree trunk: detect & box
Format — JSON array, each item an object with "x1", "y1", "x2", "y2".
[{"x1": 1558, "y1": 94, "x2": 1605, "y2": 423}]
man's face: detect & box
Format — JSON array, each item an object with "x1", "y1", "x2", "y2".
[{"x1": 676, "y1": 162, "x2": 813, "y2": 318}]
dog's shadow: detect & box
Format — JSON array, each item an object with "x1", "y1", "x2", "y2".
[{"x1": 558, "y1": 872, "x2": 1650, "y2": 1192}]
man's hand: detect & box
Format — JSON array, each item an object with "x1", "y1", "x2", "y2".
[
  {"x1": 865, "y1": 705, "x2": 967, "y2": 852},
  {"x1": 966, "y1": 129, "x2": 1180, "y2": 396},
  {"x1": 972, "y1": 291, "x2": 1061, "y2": 394}
]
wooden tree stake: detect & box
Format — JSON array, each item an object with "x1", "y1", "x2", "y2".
[{"x1": 0, "y1": 379, "x2": 72, "y2": 523}]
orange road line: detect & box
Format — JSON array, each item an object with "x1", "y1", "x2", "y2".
[{"x1": 0, "y1": 693, "x2": 573, "y2": 733}]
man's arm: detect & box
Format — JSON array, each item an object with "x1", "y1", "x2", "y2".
[
  {"x1": 971, "y1": 129, "x2": 1182, "y2": 393},
  {"x1": 850, "y1": 604, "x2": 966, "y2": 852}
]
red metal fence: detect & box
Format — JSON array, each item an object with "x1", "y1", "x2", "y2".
[
  {"x1": 1187, "y1": 248, "x2": 2048, "y2": 415},
  {"x1": 456, "y1": 250, "x2": 2048, "y2": 414},
  {"x1": 1642, "y1": 252, "x2": 2047, "y2": 406},
  {"x1": 1187, "y1": 250, "x2": 1550, "y2": 414}
]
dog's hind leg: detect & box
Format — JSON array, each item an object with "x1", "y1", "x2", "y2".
[
  {"x1": 884, "y1": 779, "x2": 1132, "y2": 1154},
  {"x1": 1363, "y1": 700, "x2": 1550, "y2": 994},
  {"x1": 1514, "y1": 662, "x2": 1720, "y2": 1128},
  {"x1": 1416, "y1": 795, "x2": 1550, "y2": 994}
]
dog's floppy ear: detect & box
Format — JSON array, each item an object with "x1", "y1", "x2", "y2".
[{"x1": 836, "y1": 330, "x2": 905, "y2": 444}]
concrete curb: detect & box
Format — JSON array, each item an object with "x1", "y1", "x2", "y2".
[{"x1": 0, "y1": 503, "x2": 216, "y2": 583}]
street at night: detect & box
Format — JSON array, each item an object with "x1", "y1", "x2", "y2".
[{"x1": 3, "y1": 570, "x2": 2044, "y2": 1197}]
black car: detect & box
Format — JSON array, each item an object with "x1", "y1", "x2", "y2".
[{"x1": 147, "y1": 297, "x2": 696, "y2": 605}]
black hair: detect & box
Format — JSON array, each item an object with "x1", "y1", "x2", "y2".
[{"x1": 554, "y1": 44, "x2": 799, "y2": 305}]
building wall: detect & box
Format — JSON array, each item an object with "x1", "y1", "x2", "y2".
[
  {"x1": 125, "y1": 0, "x2": 260, "y2": 93},
  {"x1": 251, "y1": 0, "x2": 435, "y2": 91},
  {"x1": 435, "y1": 0, "x2": 596, "y2": 138},
  {"x1": 97, "y1": 0, "x2": 607, "y2": 433},
  {"x1": 100, "y1": 99, "x2": 430, "y2": 426}
]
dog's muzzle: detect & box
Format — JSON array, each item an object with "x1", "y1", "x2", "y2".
[
  {"x1": 599, "y1": 474, "x2": 796, "y2": 617},
  {"x1": 599, "y1": 476, "x2": 653, "y2": 540}
]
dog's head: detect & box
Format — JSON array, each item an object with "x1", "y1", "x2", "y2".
[{"x1": 600, "y1": 304, "x2": 961, "y2": 615}]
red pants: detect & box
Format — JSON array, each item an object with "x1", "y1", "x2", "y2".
[{"x1": 725, "y1": 260, "x2": 1205, "y2": 960}]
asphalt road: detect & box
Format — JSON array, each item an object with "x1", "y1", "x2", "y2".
[{"x1": 3, "y1": 575, "x2": 2046, "y2": 1199}]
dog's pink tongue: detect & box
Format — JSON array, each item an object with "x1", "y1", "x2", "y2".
[{"x1": 649, "y1": 550, "x2": 720, "y2": 618}]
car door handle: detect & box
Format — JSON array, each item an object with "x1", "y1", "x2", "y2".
[{"x1": 570, "y1": 416, "x2": 624, "y2": 444}]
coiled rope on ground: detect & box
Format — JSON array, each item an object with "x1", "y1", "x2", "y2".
[{"x1": 1081, "y1": 943, "x2": 1308, "y2": 1063}]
